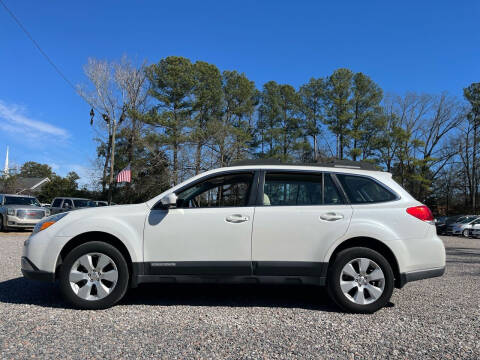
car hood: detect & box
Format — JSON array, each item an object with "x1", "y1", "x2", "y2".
[
  {"x1": 64, "y1": 202, "x2": 148, "y2": 218},
  {"x1": 49, "y1": 202, "x2": 149, "y2": 238}
]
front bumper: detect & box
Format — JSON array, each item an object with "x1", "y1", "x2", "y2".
[
  {"x1": 6, "y1": 215, "x2": 42, "y2": 229},
  {"x1": 397, "y1": 266, "x2": 445, "y2": 288},
  {"x1": 21, "y1": 257, "x2": 55, "y2": 282},
  {"x1": 447, "y1": 229, "x2": 463, "y2": 235}
]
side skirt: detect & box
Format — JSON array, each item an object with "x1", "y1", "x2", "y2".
[
  {"x1": 131, "y1": 261, "x2": 328, "y2": 287},
  {"x1": 135, "y1": 274, "x2": 326, "y2": 286}
]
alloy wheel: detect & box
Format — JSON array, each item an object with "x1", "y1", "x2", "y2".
[
  {"x1": 339, "y1": 257, "x2": 385, "y2": 305},
  {"x1": 69, "y1": 252, "x2": 118, "y2": 301}
]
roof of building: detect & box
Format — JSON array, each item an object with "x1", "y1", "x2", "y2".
[
  {"x1": 0, "y1": 177, "x2": 51, "y2": 194},
  {"x1": 16, "y1": 177, "x2": 50, "y2": 190}
]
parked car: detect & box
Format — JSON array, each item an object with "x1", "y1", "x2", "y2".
[
  {"x1": 437, "y1": 215, "x2": 466, "y2": 235},
  {"x1": 0, "y1": 194, "x2": 50, "y2": 231},
  {"x1": 22, "y1": 161, "x2": 446, "y2": 313},
  {"x1": 471, "y1": 227, "x2": 480, "y2": 238},
  {"x1": 467, "y1": 218, "x2": 480, "y2": 237},
  {"x1": 446, "y1": 215, "x2": 480, "y2": 236},
  {"x1": 435, "y1": 216, "x2": 448, "y2": 235},
  {"x1": 50, "y1": 197, "x2": 95, "y2": 214}
]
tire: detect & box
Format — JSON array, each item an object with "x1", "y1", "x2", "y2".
[
  {"x1": 59, "y1": 241, "x2": 129, "y2": 310},
  {"x1": 327, "y1": 247, "x2": 394, "y2": 314},
  {"x1": 0, "y1": 216, "x2": 7, "y2": 232},
  {"x1": 462, "y1": 229, "x2": 469, "y2": 238}
]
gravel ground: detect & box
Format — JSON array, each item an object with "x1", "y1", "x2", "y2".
[{"x1": 0, "y1": 233, "x2": 479, "y2": 359}]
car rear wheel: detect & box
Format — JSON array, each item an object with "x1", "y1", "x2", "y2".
[
  {"x1": 327, "y1": 247, "x2": 394, "y2": 314},
  {"x1": 59, "y1": 241, "x2": 129, "y2": 310}
]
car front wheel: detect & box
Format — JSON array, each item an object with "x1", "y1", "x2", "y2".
[
  {"x1": 59, "y1": 241, "x2": 129, "y2": 310},
  {"x1": 462, "y1": 229, "x2": 469, "y2": 237},
  {"x1": 327, "y1": 247, "x2": 394, "y2": 313}
]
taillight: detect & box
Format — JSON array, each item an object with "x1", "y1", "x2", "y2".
[{"x1": 406, "y1": 205, "x2": 434, "y2": 223}]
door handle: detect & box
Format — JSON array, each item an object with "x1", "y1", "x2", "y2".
[
  {"x1": 226, "y1": 214, "x2": 249, "y2": 223},
  {"x1": 320, "y1": 212, "x2": 344, "y2": 221}
]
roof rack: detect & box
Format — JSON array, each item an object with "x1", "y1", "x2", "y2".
[
  {"x1": 231, "y1": 159, "x2": 283, "y2": 166},
  {"x1": 230, "y1": 159, "x2": 379, "y2": 171}
]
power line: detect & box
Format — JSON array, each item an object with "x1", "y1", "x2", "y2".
[{"x1": 0, "y1": 0, "x2": 98, "y2": 112}]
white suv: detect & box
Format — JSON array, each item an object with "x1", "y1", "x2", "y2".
[{"x1": 22, "y1": 162, "x2": 445, "y2": 313}]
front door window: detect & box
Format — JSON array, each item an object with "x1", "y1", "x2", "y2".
[{"x1": 176, "y1": 173, "x2": 253, "y2": 208}]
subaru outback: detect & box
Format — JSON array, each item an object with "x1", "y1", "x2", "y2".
[{"x1": 21, "y1": 161, "x2": 445, "y2": 313}]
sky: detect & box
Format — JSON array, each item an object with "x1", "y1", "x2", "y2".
[{"x1": 0, "y1": 0, "x2": 479, "y2": 184}]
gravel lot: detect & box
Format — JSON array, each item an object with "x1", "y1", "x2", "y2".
[{"x1": 0, "y1": 233, "x2": 479, "y2": 359}]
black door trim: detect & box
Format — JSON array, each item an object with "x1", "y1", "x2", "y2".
[
  {"x1": 253, "y1": 261, "x2": 328, "y2": 277},
  {"x1": 142, "y1": 261, "x2": 328, "y2": 277},
  {"x1": 146, "y1": 261, "x2": 252, "y2": 276}
]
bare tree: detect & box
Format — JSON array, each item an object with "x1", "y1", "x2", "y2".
[
  {"x1": 114, "y1": 56, "x2": 149, "y2": 182},
  {"x1": 78, "y1": 56, "x2": 147, "y2": 203}
]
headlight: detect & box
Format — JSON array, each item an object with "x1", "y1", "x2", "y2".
[
  {"x1": 32, "y1": 213, "x2": 68, "y2": 235},
  {"x1": 7, "y1": 208, "x2": 14, "y2": 215}
]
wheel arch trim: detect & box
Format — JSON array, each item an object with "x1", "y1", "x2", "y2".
[
  {"x1": 55, "y1": 231, "x2": 137, "y2": 284},
  {"x1": 325, "y1": 236, "x2": 403, "y2": 288}
]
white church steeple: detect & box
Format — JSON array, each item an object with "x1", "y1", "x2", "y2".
[{"x1": 3, "y1": 146, "x2": 9, "y2": 177}]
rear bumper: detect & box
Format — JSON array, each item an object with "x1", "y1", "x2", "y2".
[
  {"x1": 21, "y1": 257, "x2": 55, "y2": 282},
  {"x1": 397, "y1": 266, "x2": 445, "y2": 288}
]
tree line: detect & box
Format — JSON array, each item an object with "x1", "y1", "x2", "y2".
[
  {"x1": 3, "y1": 55, "x2": 478, "y2": 215},
  {"x1": 79, "y1": 55, "x2": 479, "y2": 214}
]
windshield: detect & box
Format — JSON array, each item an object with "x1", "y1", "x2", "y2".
[
  {"x1": 4, "y1": 196, "x2": 41, "y2": 206},
  {"x1": 459, "y1": 217, "x2": 474, "y2": 223},
  {"x1": 73, "y1": 199, "x2": 92, "y2": 208}
]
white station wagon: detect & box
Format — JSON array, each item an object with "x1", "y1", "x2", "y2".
[{"x1": 22, "y1": 161, "x2": 446, "y2": 313}]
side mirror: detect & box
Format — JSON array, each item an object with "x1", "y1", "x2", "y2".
[{"x1": 160, "y1": 193, "x2": 178, "y2": 208}]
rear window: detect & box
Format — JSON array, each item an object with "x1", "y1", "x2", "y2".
[{"x1": 336, "y1": 174, "x2": 397, "y2": 204}]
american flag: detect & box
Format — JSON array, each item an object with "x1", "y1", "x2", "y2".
[{"x1": 116, "y1": 165, "x2": 131, "y2": 183}]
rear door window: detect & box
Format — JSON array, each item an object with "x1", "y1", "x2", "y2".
[
  {"x1": 336, "y1": 174, "x2": 397, "y2": 204},
  {"x1": 263, "y1": 172, "x2": 344, "y2": 206}
]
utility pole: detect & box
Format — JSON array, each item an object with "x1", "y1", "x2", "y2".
[
  {"x1": 463, "y1": 83, "x2": 480, "y2": 214},
  {"x1": 107, "y1": 118, "x2": 117, "y2": 205},
  {"x1": 473, "y1": 113, "x2": 478, "y2": 213}
]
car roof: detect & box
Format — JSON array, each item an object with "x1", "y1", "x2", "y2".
[{"x1": 208, "y1": 164, "x2": 389, "y2": 178}]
